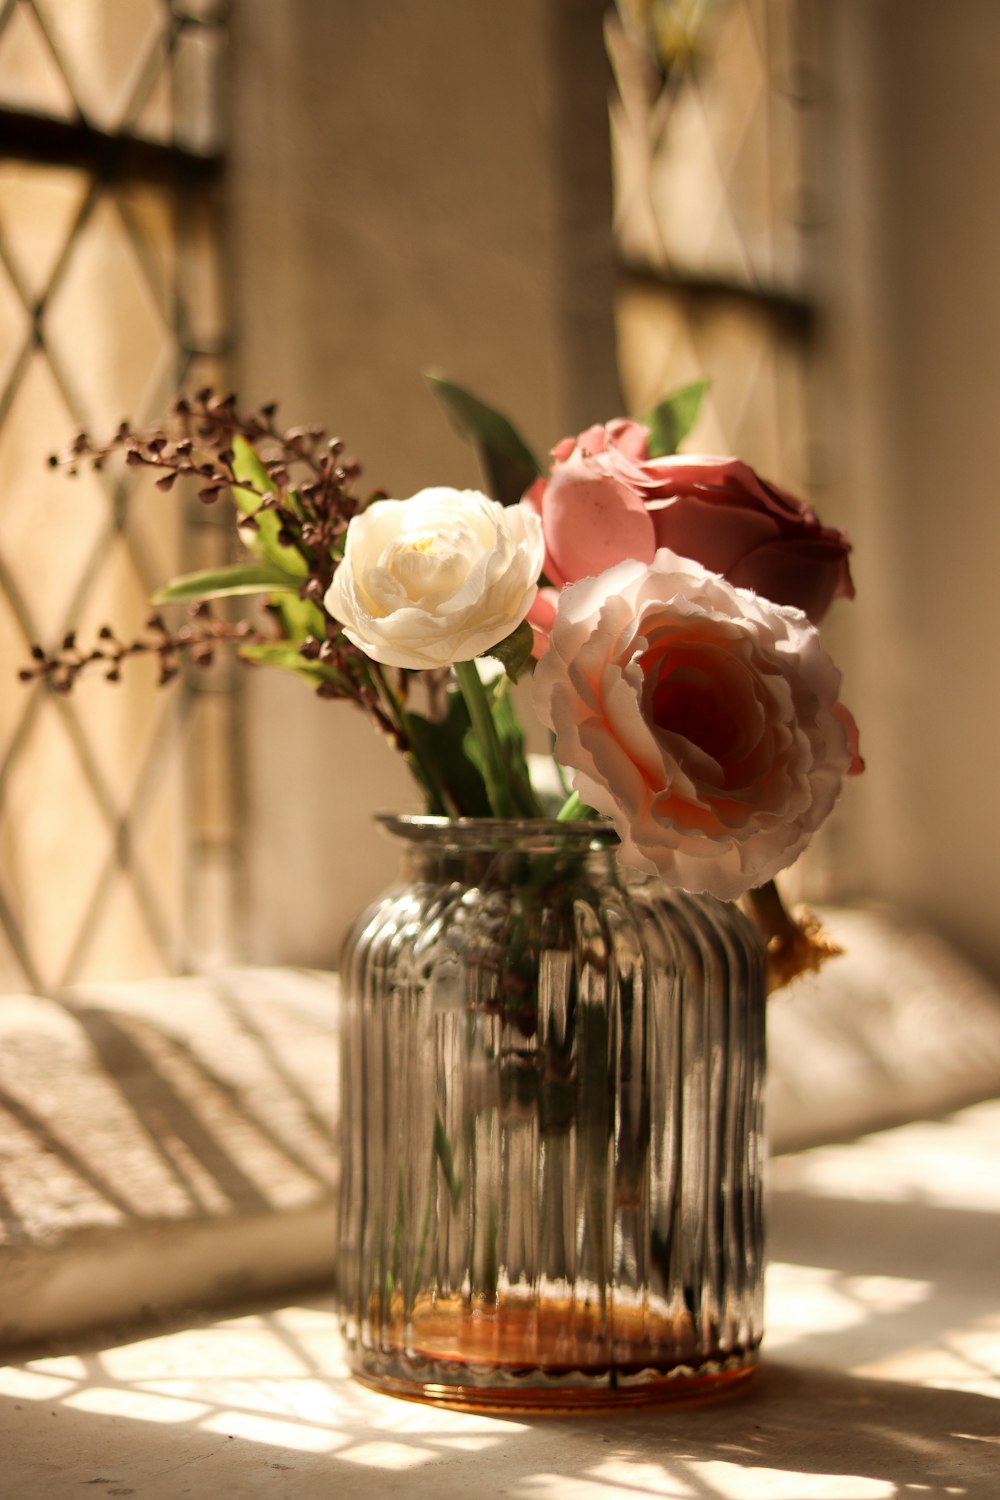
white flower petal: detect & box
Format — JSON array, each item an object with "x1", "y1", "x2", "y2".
[{"x1": 325, "y1": 491, "x2": 543, "y2": 670}]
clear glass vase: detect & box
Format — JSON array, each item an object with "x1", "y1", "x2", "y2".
[{"x1": 337, "y1": 816, "x2": 766, "y2": 1411}]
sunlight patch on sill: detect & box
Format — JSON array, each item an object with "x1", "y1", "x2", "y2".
[
  {"x1": 0, "y1": 1367, "x2": 77, "y2": 1401},
  {"x1": 335, "y1": 1440, "x2": 438, "y2": 1470},
  {"x1": 63, "y1": 1387, "x2": 210, "y2": 1423},
  {"x1": 200, "y1": 1409, "x2": 352, "y2": 1453},
  {"x1": 765, "y1": 1262, "x2": 932, "y2": 1351},
  {"x1": 685, "y1": 1460, "x2": 896, "y2": 1499},
  {"x1": 769, "y1": 1101, "x2": 1000, "y2": 1214}
]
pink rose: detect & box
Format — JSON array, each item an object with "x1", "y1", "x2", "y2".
[
  {"x1": 532, "y1": 550, "x2": 857, "y2": 899},
  {"x1": 524, "y1": 423, "x2": 853, "y2": 625}
]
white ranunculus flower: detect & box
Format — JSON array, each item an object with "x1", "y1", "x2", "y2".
[
  {"x1": 532, "y1": 549, "x2": 857, "y2": 900},
  {"x1": 325, "y1": 488, "x2": 544, "y2": 670}
]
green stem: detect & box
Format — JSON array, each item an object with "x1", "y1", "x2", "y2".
[
  {"x1": 556, "y1": 789, "x2": 583, "y2": 821},
  {"x1": 454, "y1": 659, "x2": 520, "y2": 818},
  {"x1": 556, "y1": 789, "x2": 600, "y2": 822},
  {"x1": 369, "y1": 663, "x2": 452, "y2": 816}
]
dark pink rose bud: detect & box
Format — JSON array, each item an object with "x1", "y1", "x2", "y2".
[{"x1": 524, "y1": 424, "x2": 854, "y2": 626}]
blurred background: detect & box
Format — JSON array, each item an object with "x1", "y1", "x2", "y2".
[{"x1": 0, "y1": 0, "x2": 997, "y2": 993}]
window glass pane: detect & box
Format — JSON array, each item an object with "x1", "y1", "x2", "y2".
[
  {"x1": 44, "y1": 192, "x2": 173, "y2": 430},
  {"x1": 2, "y1": 696, "x2": 116, "y2": 986},
  {"x1": 0, "y1": 351, "x2": 111, "y2": 644},
  {"x1": 173, "y1": 23, "x2": 226, "y2": 155},
  {"x1": 617, "y1": 281, "x2": 811, "y2": 489},
  {"x1": 0, "y1": 249, "x2": 28, "y2": 390},
  {"x1": 130, "y1": 18, "x2": 227, "y2": 155},
  {"x1": 610, "y1": 0, "x2": 821, "y2": 293},
  {"x1": 32, "y1": 0, "x2": 166, "y2": 131},
  {"x1": 0, "y1": 139, "x2": 235, "y2": 991},
  {"x1": 0, "y1": 1, "x2": 75, "y2": 119},
  {"x1": 0, "y1": 162, "x2": 88, "y2": 304}
]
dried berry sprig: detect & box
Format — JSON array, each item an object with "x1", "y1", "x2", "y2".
[
  {"x1": 48, "y1": 389, "x2": 367, "y2": 597},
  {"x1": 36, "y1": 390, "x2": 463, "y2": 815},
  {"x1": 19, "y1": 606, "x2": 268, "y2": 693}
]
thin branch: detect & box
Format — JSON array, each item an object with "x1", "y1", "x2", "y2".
[{"x1": 18, "y1": 606, "x2": 267, "y2": 691}]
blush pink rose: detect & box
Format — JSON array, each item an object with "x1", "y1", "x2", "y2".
[
  {"x1": 524, "y1": 422, "x2": 853, "y2": 626},
  {"x1": 532, "y1": 549, "x2": 858, "y2": 899}
]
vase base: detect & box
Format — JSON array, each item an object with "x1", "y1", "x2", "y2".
[{"x1": 350, "y1": 1356, "x2": 759, "y2": 1414}]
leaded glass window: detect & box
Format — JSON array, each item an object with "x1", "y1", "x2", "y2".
[
  {"x1": 609, "y1": 0, "x2": 822, "y2": 490},
  {"x1": 0, "y1": 0, "x2": 237, "y2": 991}
]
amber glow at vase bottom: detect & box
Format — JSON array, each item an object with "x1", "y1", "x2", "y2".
[{"x1": 348, "y1": 1292, "x2": 760, "y2": 1412}]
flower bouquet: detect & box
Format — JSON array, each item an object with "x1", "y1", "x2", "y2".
[{"x1": 32, "y1": 376, "x2": 860, "y2": 1408}]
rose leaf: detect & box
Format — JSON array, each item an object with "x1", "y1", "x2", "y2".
[
  {"x1": 424, "y1": 371, "x2": 541, "y2": 505},
  {"x1": 152, "y1": 562, "x2": 302, "y2": 603},
  {"x1": 482, "y1": 619, "x2": 535, "y2": 684},
  {"x1": 403, "y1": 692, "x2": 492, "y2": 818},
  {"x1": 641, "y1": 377, "x2": 712, "y2": 458},
  {"x1": 231, "y1": 434, "x2": 309, "y2": 577}
]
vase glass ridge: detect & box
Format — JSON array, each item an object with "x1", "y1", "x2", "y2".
[{"x1": 337, "y1": 815, "x2": 767, "y2": 1411}]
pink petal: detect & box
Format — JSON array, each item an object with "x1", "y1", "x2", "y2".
[
  {"x1": 727, "y1": 540, "x2": 853, "y2": 623},
  {"x1": 604, "y1": 418, "x2": 651, "y2": 462},
  {"x1": 541, "y1": 455, "x2": 656, "y2": 587},
  {"x1": 526, "y1": 586, "x2": 560, "y2": 659},
  {"x1": 834, "y1": 702, "x2": 865, "y2": 775},
  {"x1": 649, "y1": 494, "x2": 780, "y2": 577}
]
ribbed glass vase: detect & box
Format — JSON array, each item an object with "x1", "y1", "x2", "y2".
[{"x1": 337, "y1": 816, "x2": 766, "y2": 1411}]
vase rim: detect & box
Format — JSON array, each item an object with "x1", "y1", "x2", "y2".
[{"x1": 377, "y1": 813, "x2": 620, "y2": 849}]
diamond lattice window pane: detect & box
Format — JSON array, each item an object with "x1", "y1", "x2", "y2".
[
  {"x1": 0, "y1": 18, "x2": 232, "y2": 991},
  {"x1": 69, "y1": 875, "x2": 178, "y2": 985},
  {"x1": 0, "y1": 253, "x2": 29, "y2": 392},
  {"x1": 0, "y1": 352, "x2": 111, "y2": 642},
  {"x1": 32, "y1": 0, "x2": 166, "y2": 131},
  {"x1": 43, "y1": 192, "x2": 174, "y2": 430},
  {"x1": 131, "y1": 56, "x2": 173, "y2": 145},
  {"x1": 611, "y1": 0, "x2": 820, "y2": 294},
  {"x1": 116, "y1": 182, "x2": 176, "y2": 321},
  {"x1": 2, "y1": 698, "x2": 114, "y2": 989},
  {"x1": 0, "y1": 162, "x2": 89, "y2": 305},
  {"x1": 0, "y1": 587, "x2": 27, "y2": 770},
  {"x1": 130, "y1": 20, "x2": 227, "y2": 153},
  {"x1": 0, "y1": 1, "x2": 75, "y2": 118},
  {"x1": 122, "y1": 467, "x2": 186, "y2": 598},
  {"x1": 69, "y1": 537, "x2": 179, "y2": 806},
  {"x1": 173, "y1": 22, "x2": 226, "y2": 155},
  {"x1": 617, "y1": 281, "x2": 811, "y2": 490}
]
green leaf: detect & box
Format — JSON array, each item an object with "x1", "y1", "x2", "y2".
[
  {"x1": 152, "y1": 562, "x2": 301, "y2": 605},
  {"x1": 641, "y1": 378, "x2": 711, "y2": 458},
  {"x1": 483, "y1": 618, "x2": 534, "y2": 684},
  {"x1": 433, "y1": 1112, "x2": 462, "y2": 1208},
  {"x1": 230, "y1": 434, "x2": 309, "y2": 578},
  {"x1": 269, "y1": 592, "x2": 327, "y2": 644},
  {"x1": 238, "y1": 640, "x2": 343, "y2": 690},
  {"x1": 425, "y1": 372, "x2": 541, "y2": 505},
  {"x1": 403, "y1": 690, "x2": 492, "y2": 818}
]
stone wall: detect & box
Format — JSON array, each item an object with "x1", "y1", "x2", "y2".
[{"x1": 228, "y1": 0, "x2": 620, "y2": 964}]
